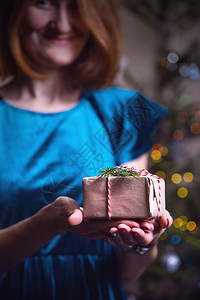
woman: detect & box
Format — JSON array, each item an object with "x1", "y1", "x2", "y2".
[{"x1": 0, "y1": 0, "x2": 173, "y2": 299}]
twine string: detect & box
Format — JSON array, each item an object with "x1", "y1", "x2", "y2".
[{"x1": 100, "y1": 166, "x2": 162, "y2": 220}]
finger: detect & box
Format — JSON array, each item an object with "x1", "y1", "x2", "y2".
[
  {"x1": 139, "y1": 221, "x2": 154, "y2": 232},
  {"x1": 131, "y1": 228, "x2": 154, "y2": 247},
  {"x1": 88, "y1": 219, "x2": 140, "y2": 234},
  {"x1": 103, "y1": 237, "x2": 116, "y2": 246},
  {"x1": 67, "y1": 209, "x2": 83, "y2": 226},
  {"x1": 118, "y1": 227, "x2": 138, "y2": 246},
  {"x1": 159, "y1": 212, "x2": 173, "y2": 229},
  {"x1": 119, "y1": 220, "x2": 140, "y2": 228},
  {"x1": 109, "y1": 228, "x2": 127, "y2": 248}
]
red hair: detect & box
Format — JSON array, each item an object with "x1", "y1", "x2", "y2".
[{"x1": 0, "y1": 0, "x2": 122, "y2": 89}]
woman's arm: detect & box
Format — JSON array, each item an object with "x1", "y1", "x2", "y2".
[
  {"x1": 110, "y1": 154, "x2": 173, "y2": 282},
  {"x1": 0, "y1": 196, "x2": 140, "y2": 274},
  {"x1": 0, "y1": 198, "x2": 82, "y2": 273}
]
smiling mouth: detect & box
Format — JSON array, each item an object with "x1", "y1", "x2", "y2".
[{"x1": 44, "y1": 35, "x2": 75, "y2": 45}]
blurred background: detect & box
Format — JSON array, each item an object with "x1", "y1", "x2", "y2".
[{"x1": 117, "y1": 0, "x2": 200, "y2": 299}]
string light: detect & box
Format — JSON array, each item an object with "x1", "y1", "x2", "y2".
[
  {"x1": 151, "y1": 150, "x2": 162, "y2": 161},
  {"x1": 156, "y1": 171, "x2": 166, "y2": 179},
  {"x1": 152, "y1": 143, "x2": 162, "y2": 150},
  {"x1": 167, "y1": 52, "x2": 179, "y2": 64},
  {"x1": 190, "y1": 123, "x2": 200, "y2": 134},
  {"x1": 160, "y1": 231, "x2": 168, "y2": 240},
  {"x1": 173, "y1": 218, "x2": 183, "y2": 228},
  {"x1": 171, "y1": 173, "x2": 182, "y2": 184},
  {"x1": 183, "y1": 172, "x2": 193, "y2": 183},
  {"x1": 195, "y1": 110, "x2": 200, "y2": 121},
  {"x1": 160, "y1": 146, "x2": 168, "y2": 157},
  {"x1": 177, "y1": 187, "x2": 188, "y2": 198},
  {"x1": 180, "y1": 94, "x2": 192, "y2": 106},
  {"x1": 173, "y1": 129, "x2": 184, "y2": 140},
  {"x1": 180, "y1": 221, "x2": 188, "y2": 231},
  {"x1": 171, "y1": 235, "x2": 181, "y2": 245},
  {"x1": 174, "y1": 216, "x2": 188, "y2": 228},
  {"x1": 161, "y1": 57, "x2": 170, "y2": 68},
  {"x1": 179, "y1": 64, "x2": 189, "y2": 77},
  {"x1": 178, "y1": 111, "x2": 189, "y2": 123},
  {"x1": 187, "y1": 221, "x2": 197, "y2": 232}
]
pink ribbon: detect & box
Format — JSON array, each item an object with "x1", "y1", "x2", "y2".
[{"x1": 101, "y1": 166, "x2": 162, "y2": 220}]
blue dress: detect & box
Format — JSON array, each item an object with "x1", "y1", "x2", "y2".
[{"x1": 0, "y1": 87, "x2": 167, "y2": 300}]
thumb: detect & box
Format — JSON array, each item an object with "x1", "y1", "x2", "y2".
[{"x1": 67, "y1": 208, "x2": 83, "y2": 226}]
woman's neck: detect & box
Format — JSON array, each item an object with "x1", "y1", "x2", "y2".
[{"x1": 0, "y1": 73, "x2": 83, "y2": 113}]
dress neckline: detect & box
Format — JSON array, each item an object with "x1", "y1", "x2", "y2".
[{"x1": 0, "y1": 92, "x2": 90, "y2": 116}]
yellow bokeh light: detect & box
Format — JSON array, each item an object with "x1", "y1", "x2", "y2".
[
  {"x1": 151, "y1": 150, "x2": 162, "y2": 161},
  {"x1": 183, "y1": 172, "x2": 193, "y2": 183},
  {"x1": 156, "y1": 171, "x2": 166, "y2": 180},
  {"x1": 187, "y1": 221, "x2": 197, "y2": 232},
  {"x1": 160, "y1": 146, "x2": 169, "y2": 157},
  {"x1": 179, "y1": 215, "x2": 188, "y2": 222},
  {"x1": 177, "y1": 187, "x2": 188, "y2": 198},
  {"x1": 173, "y1": 218, "x2": 183, "y2": 228},
  {"x1": 180, "y1": 221, "x2": 188, "y2": 231},
  {"x1": 171, "y1": 173, "x2": 182, "y2": 184},
  {"x1": 173, "y1": 129, "x2": 184, "y2": 141}
]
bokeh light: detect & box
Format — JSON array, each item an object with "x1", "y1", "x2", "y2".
[
  {"x1": 183, "y1": 172, "x2": 193, "y2": 183},
  {"x1": 171, "y1": 173, "x2": 182, "y2": 184},
  {"x1": 190, "y1": 123, "x2": 200, "y2": 134},
  {"x1": 188, "y1": 63, "x2": 200, "y2": 80},
  {"x1": 174, "y1": 216, "x2": 188, "y2": 229},
  {"x1": 180, "y1": 221, "x2": 188, "y2": 231},
  {"x1": 160, "y1": 231, "x2": 168, "y2": 240},
  {"x1": 187, "y1": 221, "x2": 197, "y2": 232},
  {"x1": 151, "y1": 150, "x2": 162, "y2": 161},
  {"x1": 179, "y1": 64, "x2": 189, "y2": 77},
  {"x1": 171, "y1": 235, "x2": 181, "y2": 245},
  {"x1": 195, "y1": 110, "x2": 200, "y2": 121},
  {"x1": 173, "y1": 129, "x2": 184, "y2": 140},
  {"x1": 178, "y1": 111, "x2": 189, "y2": 123},
  {"x1": 160, "y1": 146, "x2": 168, "y2": 156},
  {"x1": 161, "y1": 57, "x2": 170, "y2": 68},
  {"x1": 177, "y1": 187, "x2": 188, "y2": 198},
  {"x1": 167, "y1": 52, "x2": 179, "y2": 64},
  {"x1": 152, "y1": 143, "x2": 162, "y2": 150},
  {"x1": 173, "y1": 218, "x2": 183, "y2": 228},
  {"x1": 156, "y1": 171, "x2": 166, "y2": 180},
  {"x1": 180, "y1": 94, "x2": 192, "y2": 106}
]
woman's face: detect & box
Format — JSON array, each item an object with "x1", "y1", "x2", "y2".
[{"x1": 21, "y1": 0, "x2": 89, "y2": 69}]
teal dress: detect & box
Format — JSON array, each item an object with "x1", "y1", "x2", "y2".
[{"x1": 0, "y1": 87, "x2": 167, "y2": 300}]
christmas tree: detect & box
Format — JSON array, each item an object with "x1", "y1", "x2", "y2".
[{"x1": 119, "y1": 0, "x2": 200, "y2": 299}]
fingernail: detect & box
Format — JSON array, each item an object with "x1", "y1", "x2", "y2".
[
  {"x1": 150, "y1": 224, "x2": 154, "y2": 231},
  {"x1": 112, "y1": 232, "x2": 118, "y2": 237}
]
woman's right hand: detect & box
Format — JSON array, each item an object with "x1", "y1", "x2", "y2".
[{"x1": 41, "y1": 196, "x2": 140, "y2": 240}]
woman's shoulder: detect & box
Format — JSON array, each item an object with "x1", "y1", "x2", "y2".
[
  {"x1": 92, "y1": 86, "x2": 138, "y2": 104},
  {"x1": 90, "y1": 86, "x2": 167, "y2": 119}
]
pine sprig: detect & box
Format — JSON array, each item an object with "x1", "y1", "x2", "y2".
[{"x1": 98, "y1": 166, "x2": 139, "y2": 178}]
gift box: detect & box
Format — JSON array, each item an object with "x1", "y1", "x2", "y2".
[{"x1": 82, "y1": 167, "x2": 165, "y2": 219}]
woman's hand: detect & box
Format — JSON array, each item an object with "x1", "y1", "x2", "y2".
[
  {"x1": 41, "y1": 196, "x2": 141, "y2": 240},
  {"x1": 102, "y1": 210, "x2": 173, "y2": 249}
]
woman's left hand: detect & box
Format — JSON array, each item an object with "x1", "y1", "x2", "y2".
[{"x1": 103, "y1": 210, "x2": 173, "y2": 249}]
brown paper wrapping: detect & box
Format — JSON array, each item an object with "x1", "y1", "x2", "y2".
[{"x1": 82, "y1": 176, "x2": 165, "y2": 219}]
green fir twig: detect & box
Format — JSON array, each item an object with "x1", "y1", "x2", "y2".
[{"x1": 98, "y1": 166, "x2": 139, "y2": 178}]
